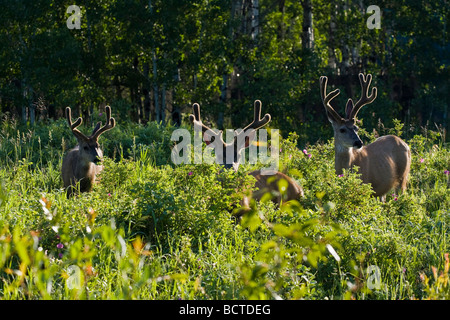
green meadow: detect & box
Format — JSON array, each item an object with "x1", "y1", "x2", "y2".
[{"x1": 0, "y1": 118, "x2": 449, "y2": 300}]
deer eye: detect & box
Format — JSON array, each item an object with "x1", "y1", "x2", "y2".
[
  {"x1": 339, "y1": 128, "x2": 346, "y2": 133},
  {"x1": 83, "y1": 146, "x2": 89, "y2": 150}
]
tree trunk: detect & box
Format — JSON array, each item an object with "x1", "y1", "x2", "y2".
[
  {"x1": 161, "y1": 83, "x2": 166, "y2": 125},
  {"x1": 143, "y1": 62, "x2": 151, "y2": 123},
  {"x1": 251, "y1": 0, "x2": 259, "y2": 40},
  {"x1": 278, "y1": 0, "x2": 286, "y2": 40},
  {"x1": 328, "y1": 3, "x2": 338, "y2": 71},
  {"x1": 153, "y1": 52, "x2": 161, "y2": 124},
  {"x1": 301, "y1": 0, "x2": 314, "y2": 50}
]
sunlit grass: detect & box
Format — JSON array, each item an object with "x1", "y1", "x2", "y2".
[{"x1": 0, "y1": 119, "x2": 449, "y2": 299}]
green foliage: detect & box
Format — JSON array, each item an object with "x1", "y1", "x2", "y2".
[
  {"x1": 0, "y1": 118, "x2": 449, "y2": 300},
  {"x1": 0, "y1": 1, "x2": 448, "y2": 142},
  {"x1": 421, "y1": 253, "x2": 450, "y2": 300}
]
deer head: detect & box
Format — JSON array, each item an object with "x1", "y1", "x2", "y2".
[
  {"x1": 189, "y1": 101, "x2": 303, "y2": 217},
  {"x1": 320, "y1": 73, "x2": 377, "y2": 149},
  {"x1": 189, "y1": 100, "x2": 271, "y2": 171},
  {"x1": 66, "y1": 106, "x2": 116, "y2": 164}
]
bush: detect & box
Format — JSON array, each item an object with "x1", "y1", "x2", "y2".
[{"x1": 0, "y1": 118, "x2": 449, "y2": 300}]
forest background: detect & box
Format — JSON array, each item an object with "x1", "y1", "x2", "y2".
[{"x1": 0, "y1": 0, "x2": 448, "y2": 144}]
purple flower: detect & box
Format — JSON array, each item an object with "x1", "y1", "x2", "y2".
[
  {"x1": 444, "y1": 170, "x2": 449, "y2": 175},
  {"x1": 58, "y1": 253, "x2": 63, "y2": 259},
  {"x1": 108, "y1": 193, "x2": 112, "y2": 197},
  {"x1": 420, "y1": 158, "x2": 425, "y2": 163},
  {"x1": 307, "y1": 154, "x2": 312, "y2": 158},
  {"x1": 57, "y1": 243, "x2": 64, "y2": 249},
  {"x1": 338, "y1": 174, "x2": 344, "y2": 178},
  {"x1": 188, "y1": 171, "x2": 193, "y2": 176},
  {"x1": 303, "y1": 149, "x2": 308, "y2": 154}
]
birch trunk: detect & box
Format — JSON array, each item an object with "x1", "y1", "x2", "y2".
[{"x1": 301, "y1": 0, "x2": 314, "y2": 50}]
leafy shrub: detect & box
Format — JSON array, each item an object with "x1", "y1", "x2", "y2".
[{"x1": 0, "y1": 119, "x2": 449, "y2": 300}]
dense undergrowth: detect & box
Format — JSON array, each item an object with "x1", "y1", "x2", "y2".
[{"x1": 0, "y1": 117, "x2": 449, "y2": 299}]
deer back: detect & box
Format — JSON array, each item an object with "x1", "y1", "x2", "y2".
[{"x1": 352, "y1": 135, "x2": 411, "y2": 197}]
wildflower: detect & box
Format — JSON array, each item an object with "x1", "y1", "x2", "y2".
[
  {"x1": 432, "y1": 266, "x2": 438, "y2": 280},
  {"x1": 307, "y1": 154, "x2": 312, "y2": 158},
  {"x1": 188, "y1": 171, "x2": 193, "y2": 176},
  {"x1": 303, "y1": 149, "x2": 308, "y2": 154},
  {"x1": 444, "y1": 170, "x2": 449, "y2": 175},
  {"x1": 391, "y1": 193, "x2": 398, "y2": 201},
  {"x1": 108, "y1": 193, "x2": 112, "y2": 197},
  {"x1": 338, "y1": 174, "x2": 344, "y2": 178},
  {"x1": 57, "y1": 243, "x2": 64, "y2": 249},
  {"x1": 420, "y1": 158, "x2": 425, "y2": 163}
]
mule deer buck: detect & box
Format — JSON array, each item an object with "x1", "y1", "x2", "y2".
[
  {"x1": 189, "y1": 100, "x2": 303, "y2": 215},
  {"x1": 319, "y1": 73, "x2": 411, "y2": 201},
  {"x1": 62, "y1": 106, "x2": 116, "y2": 197}
]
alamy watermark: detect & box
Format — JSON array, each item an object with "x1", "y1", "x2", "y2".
[
  {"x1": 66, "y1": 4, "x2": 380, "y2": 30},
  {"x1": 366, "y1": 265, "x2": 382, "y2": 290},
  {"x1": 367, "y1": 5, "x2": 381, "y2": 30},
  {"x1": 66, "y1": 265, "x2": 82, "y2": 290},
  {"x1": 66, "y1": 5, "x2": 81, "y2": 29},
  {"x1": 170, "y1": 125, "x2": 279, "y2": 174}
]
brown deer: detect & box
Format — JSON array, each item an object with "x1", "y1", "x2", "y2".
[
  {"x1": 319, "y1": 73, "x2": 411, "y2": 201},
  {"x1": 189, "y1": 100, "x2": 303, "y2": 215},
  {"x1": 62, "y1": 106, "x2": 116, "y2": 197}
]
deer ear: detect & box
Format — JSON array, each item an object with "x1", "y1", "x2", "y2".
[
  {"x1": 345, "y1": 99, "x2": 354, "y2": 119},
  {"x1": 92, "y1": 122, "x2": 102, "y2": 135}
]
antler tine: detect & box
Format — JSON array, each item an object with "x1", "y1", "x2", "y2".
[
  {"x1": 92, "y1": 106, "x2": 116, "y2": 140},
  {"x1": 66, "y1": 107, "x2": 82, "y2": 129},
  {"x1": 66, "y1": 107, "x2": 88, "y2": 140},
  {"x1": 190, "y1": 103, "x2": 214, "y2": 133},
  {"x1": 349, "y1": 73, "x2": 377, "y2": 121},
  {"x1": 242, "y1": 100, "x2": 271, "y2": 132},
  {"x1": 189, "y1": 103, "x2": 224, "y2": 144},
  {"x1": 319, "y1": 76, "x2": 343, "y2": 122}
]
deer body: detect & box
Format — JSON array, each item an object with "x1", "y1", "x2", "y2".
[
  {"x1": 246, "y1": 169, "x2": 304, "y2": 205},
  {"x1": 189, "y1": 101, "x2": 303, "y2": 214},
  {"x1": 320, "y1": 74, "x2": 411, "y2": 200},
  {"x1": 335, "y1": 135, "x2": 410, "y2": 198},
  {"x1": 62, "y1": 106, "x2": 115, "y2": 197},
  {"x1": 62, "y1": 145, "x2": 104, "y2": 193}
]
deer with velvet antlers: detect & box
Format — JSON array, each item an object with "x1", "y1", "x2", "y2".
[
  {"x1": 319, "y1": 73, "x2": 411, "y2": 201},
  {"x1": 62, "y1": 106, "x2": 116, "y2": 197},
  {"x1": 189, "y1": 100, "x2": 303, "y2": 214}
]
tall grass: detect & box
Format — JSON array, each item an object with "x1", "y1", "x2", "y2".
[{"x1": 0, "y1": 117, "x2": 449, "y2": 300}]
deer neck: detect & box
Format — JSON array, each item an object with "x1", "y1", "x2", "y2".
[
  {"x1": 74, "y1": 152, "x2": 95, "y2": 180},
  {"x1": 334, "y1": 143, "x2": 360, "y2": 175}
]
